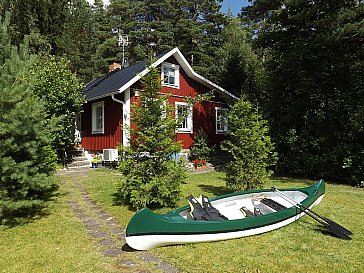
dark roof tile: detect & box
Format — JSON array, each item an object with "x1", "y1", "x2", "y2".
[{"x1": 84, "y1": 59, "x2": 148, "y2": 100}]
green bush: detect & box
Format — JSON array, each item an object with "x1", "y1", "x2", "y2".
[
  {"x1": 222, "y1": 99, "x2": 278, "y2": 191},
  {"x1": 0, "y1": 14, "x2": 58, "y2": 224},
  {"x1": 31, "y1": 56, "x2": 85, "y2": 160},
  {"x1": 116, "y1": 151, "x2": 185, "y2": 209},
  {"x1": 189, "y1": 128, "x2": 212, "y2": 161}
]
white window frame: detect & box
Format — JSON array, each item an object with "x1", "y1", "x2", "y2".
[
  {"x1": 92, "y1": 101, "x2": 104, "y2": 134},
  {"x1": 161, "y1": 62, "x2": 180, "y2": 89},
  {"x1": 175, "y1": 102, "x2": 193, "y2": 133},
  {"x1": 215, "y1": 107, "x2": 228, "y2": 134}
]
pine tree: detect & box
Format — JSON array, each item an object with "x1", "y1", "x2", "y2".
[
  {"x1": 92, "y1": 0, "x2": 116, "y2": 75},
  {"x1": 222, "y1": 99, "x2": 277, "y2": 191},
  {"x1": 0, "y1": 14, "x2": 58, "y2": 224},
  {"x1": 104, "y1": 0, "x2": 226, "y2": 73},
  {"x1": 116, "y1": 62, "x2": 186, "y2": 209},
  {"x1": 185, "y1": 0, "x2": 226, "y2": 78},
  {"x1": 248, "y1": 0, "x2": 364, "y2": 184},
  {"x1": 2, "y1": 0, "x2": 68, "y2": 54},
  {"x1": 215, "y1": 17, "x2": 265, "y2": 100},
  {"x1": 57, "y1": 0, "x2": 98, "y2": 81},
  {"x1": 120, "y1": 0, "x2": 176, "y2": 61}
]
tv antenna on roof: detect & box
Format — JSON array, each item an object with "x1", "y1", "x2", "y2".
[
  {"x1": 118, "y1": 34, "x2": 129, "y2": 68},
  {"x1": 112, "y1": 28, "x2": 129, "y2": 68}
]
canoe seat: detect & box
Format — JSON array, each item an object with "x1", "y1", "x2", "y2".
[
  {"x1": 187, "y1": 195, "x2": 214, "y2": 221},
  {"x1": 259, "y1": 198, "x2": 287, "y2": 211},
  {"x1": 201, "y1": 195, "x2": 228, "y2": 221},
  {"x1": 187, "y1": 195, "x2": 228, "y2": 221}
]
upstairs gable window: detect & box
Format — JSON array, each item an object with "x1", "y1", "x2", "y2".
[{"x1": 162, "y1": 63, "x2": 180, "y2": 89}]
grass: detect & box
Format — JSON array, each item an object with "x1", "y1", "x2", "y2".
[
  {"x1": 82, "y1": 169, "x2": 364, "y2": 273},
  {"x1": 1, "y1": 169, "x2": 363, "y2": 273},
  {"x1": 0, "y1": 176, "x2": 119, "y2": 273}
]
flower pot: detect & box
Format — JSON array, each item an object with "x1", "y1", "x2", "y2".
[{"x1": 195, "y1": 165, "x2": 207, "y2": 170}]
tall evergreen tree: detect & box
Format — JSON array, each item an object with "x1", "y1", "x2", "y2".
[
  {"x1": 185, "y1": 0, "x2": 226, "y2": 77},
  {"x1": 57, "y1": 0, "x2": 98, "y2": 81},
  {"x1": 240, "y1": 0, "x2": 282, "y2": 61},
  {"x1": 116, "y1": 63, "x2": 186, "y2": 209},
  {"x1": 0, "y1": 14, "x2": 58, "y2": 223},
  {"x1": 104, "y1": 0, "x2": 225, "y2": 75},
  {"x1": 94, "y1": 0, "x2": 137, "y2": 68},
  {"x1": 92, "y1": 0, "x2": 116, "y2": 75},
  {"x1": 246, "y1": 0, "x2": 364, "y2": 185},
  {"x1": 1, "y1": 0, "x2": 68, "y2": 54},
  {"x1": 214, "y1": 17, "x2": 265, "y2": 100}
]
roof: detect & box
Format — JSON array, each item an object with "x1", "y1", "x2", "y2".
[{"x1": 83, "y1": 48, "x2": 238, "y2": 101}]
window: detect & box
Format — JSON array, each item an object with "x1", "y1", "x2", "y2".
[
  {"x1": 216, "y1": 107, "x2": 228, "y2": 134},
  {"x1": 176, "y1": 102, "x2": 193, "y2": 133},
  {"x1": 92, "y1": 101, "x2": 104, "y2": 134},
  {"x1": 162, "y1": 63, "x2": 180, "y2": 89}
]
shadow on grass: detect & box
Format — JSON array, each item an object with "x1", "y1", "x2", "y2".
[
  {"x1": 122, "y1": 243, "x2": 140, "y2": 252},
  {"x1": 1, "y1": 207, "x2": 52, "y2": 229},
  {"x1": 290, "y1": 212, "x2": 351, "y2": 241},
  {"x1": 1, "y1": 189, "x2": 62, "y2": 228},
  {"x1": 270, "y1": 176, "x2": 314, "y2": 186},
  {"x1": 197, "y1": 184, "x2": 231, "y2": 197}
]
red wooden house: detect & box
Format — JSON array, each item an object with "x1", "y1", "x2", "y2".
[{"x1": 80, "y1": 48, "x2": 237, "y2": 154}]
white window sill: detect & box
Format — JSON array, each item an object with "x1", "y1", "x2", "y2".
[
  {"x1": 177, "y1": 129, "x2": 193, "y2": 134},
  {"x1": 92, "y1": 130, "x2": 104, "y2": 135},
  {"x1": 162, "y1": 83, "x2": 179, "y2": 89}
]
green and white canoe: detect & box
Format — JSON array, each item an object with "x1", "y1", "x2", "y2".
[{"x1": 126, "y1": 180, "x2": 325, "y2": 250}]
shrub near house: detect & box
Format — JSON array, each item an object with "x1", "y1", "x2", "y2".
[
  {"x1": 116, "y1": 64, "x2": 186, "y2": 209},
  {"x1": 222, "y1": 99, "x2": 278, "y2": 191}
]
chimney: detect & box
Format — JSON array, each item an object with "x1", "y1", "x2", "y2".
[{"x1": 108, "y1": 62, "x2": 122, "y2": 72}]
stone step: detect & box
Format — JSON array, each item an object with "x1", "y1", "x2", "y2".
[
  {"x1": 57, "y1": 165, "x2": 91, "y2": 175},
  {"x1": 66, "y1": 148, "x2": 85, "y2": 159},
  {"x1": 69, "y1": 156, "x2": 89, "y2": 162},
  {"x1": 67, "y1": 159, "x2": 90, "y2": 168},
  {"x1": 67, "y1": 164, "x2": 91, "y2": 169}
]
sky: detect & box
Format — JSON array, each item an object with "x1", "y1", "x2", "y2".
[
  {"x1": 220, "y1": 0, "x2": 250, "y2": 15},
  {"x1": 89, "y1": 0, "x2": 250, "y2": 16}
]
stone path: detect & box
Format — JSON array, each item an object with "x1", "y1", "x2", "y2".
[{"x1": 59, "y1": 168, "x2": 179, "y2": 273}]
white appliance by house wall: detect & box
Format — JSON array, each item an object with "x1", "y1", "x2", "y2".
[
  {"x1": 122, "y1": 88, "x2": 131, "y2": 146},
  {"x1": 103, "y1": 149, "x2": 118, "y2": 161}
]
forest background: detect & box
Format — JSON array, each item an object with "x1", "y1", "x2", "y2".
[{"x1": 0, "y1": 0, "x2": 362, "y2": 187}]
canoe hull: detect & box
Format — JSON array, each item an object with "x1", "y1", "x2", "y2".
[
  {"x1": 126, "y1": 195, "x2": 324, "y2": 250},
  {"x1": 126, "y1": 180, "x2": 325, "y2": 250}
]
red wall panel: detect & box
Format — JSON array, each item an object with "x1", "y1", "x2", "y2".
[{"x1": 81, "y1": 96, "x2": 123, "y2": 151}]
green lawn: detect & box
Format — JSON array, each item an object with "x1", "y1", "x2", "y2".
[
  {"x1": 1, "y1": 169, "x2": 363, "y2": 273},
  {"x1": 0, "y1": 176, "x2": 119, "y2": 273}
]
